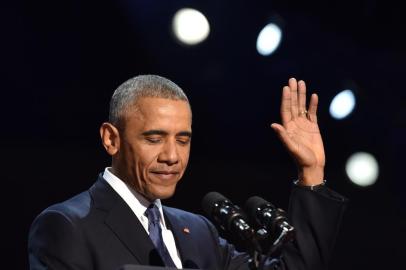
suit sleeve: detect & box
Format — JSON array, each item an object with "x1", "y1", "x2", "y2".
[
  {"x1": 203, "y1": 186, "x2": 347, "y2": 270},
  {"x1": 28, "y1": 209, "x2": 92, "y2": 270},
  {"x1": 281, "y1": 185, "x2": 348, "y2": 270}
]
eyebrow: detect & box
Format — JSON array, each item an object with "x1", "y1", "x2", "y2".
[{"x1": 141, "y1": 130, "x2": 192, "y2": 137}]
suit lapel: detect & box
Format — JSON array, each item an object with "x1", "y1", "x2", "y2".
[
  {"x1": 105, "y1": 198, "x2": 157, "y2": 265},
  {"x1": 164, "y1": 207, "x2": 200, "y2": 269},
  {"x1": 90, "y1": 176, "x2": 164, "y2": 266}
]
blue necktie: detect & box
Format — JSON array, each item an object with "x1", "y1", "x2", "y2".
[{"x1": 145, "y1": 204, "x2": 176, "y2": 268}]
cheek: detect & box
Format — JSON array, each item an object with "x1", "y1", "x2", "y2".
[
  {"x1": 180, "y1": 146, "x2": 191, "y2": 166},
  {"x1": 136, "y1": 145, "x2": 160, "y2": 170},
  {"x1": 121, "y1": 142, "x2": 155, "y2": 174}
]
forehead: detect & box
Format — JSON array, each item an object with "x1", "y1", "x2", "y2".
[{"x1": 126, "y1": 97, "x2": 192, "y2": 129}]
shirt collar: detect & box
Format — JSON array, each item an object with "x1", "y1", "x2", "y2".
[{"x1": 103, "y1": 167, "x2": 166, "y2": 228}]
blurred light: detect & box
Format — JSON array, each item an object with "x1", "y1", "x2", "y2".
[
  {"x1": 346, "y1": 152, "x2": 379, "y2": 187},
  {"x1": 172, "y1": 8, "x2": 210, "y2": 45},
  {"x1": 256, "y1": 23, "x2": 282, "y2": 56},
  {"x1": 329, "y1": 89, "x2": 356, "y2": 119}
]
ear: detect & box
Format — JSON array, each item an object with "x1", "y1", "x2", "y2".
[{"x1": 100, "y1": 122, "x2": 120, "y2": 156}]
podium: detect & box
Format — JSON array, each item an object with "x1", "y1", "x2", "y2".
[{"x1": 118, "y1": 265, "x2": 197, "y2": 270}]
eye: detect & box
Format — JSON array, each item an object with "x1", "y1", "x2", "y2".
[
  {"x1": 145, "y1": 137, "x2": 161, "y2": 144},
  {"x1": 177, "y1": 137, "x2": 191, "y2": 145}
]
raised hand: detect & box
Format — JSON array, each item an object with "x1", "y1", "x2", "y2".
[{"x1": 271, "y1": 78, "x2": 325, "y2": 185}]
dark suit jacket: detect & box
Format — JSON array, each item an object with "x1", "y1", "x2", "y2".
[{"x1": 28, "y1": 175, "x2": 347, "y2": 270}]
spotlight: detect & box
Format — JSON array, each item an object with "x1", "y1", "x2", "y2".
[
  {"x1": 329, "y1": 89, "x2": 356, "y2": 119},
  {"x1": 346, "y1": 152, "x2": 379, "y2": 187},
  {"x1": 256, "y1": 23, "x2": 282, "y2": 56},
  {"x1": 172, "y1": 8, "x2": 210, "y2": 46}
]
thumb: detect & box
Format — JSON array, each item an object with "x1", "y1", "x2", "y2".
[{"x1": 270, "y1": 123, "x2": 297, "y2": 154}]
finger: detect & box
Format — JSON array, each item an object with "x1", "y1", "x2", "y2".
[
  {"x1": 288, "y1": 78, "x2": 299, "y2": 118},
  {"x1": 271, "y1": 123, "x2": 297, "y2": 155},
  {"x1": 307, "y1": 93, "x2": 318, "y2": 123},
  {"x1": 280, "y1": 86, "x2": 291, "y2": 125},
  {"x1": 298, "y1": 80, "x2": 307, "y2": 116}
]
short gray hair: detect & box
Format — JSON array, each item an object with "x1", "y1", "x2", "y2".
[{"x1": 109, "y1": 74, "x2": 189, "y2": 125}]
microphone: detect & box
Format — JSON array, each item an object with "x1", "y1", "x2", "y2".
[
  {"x1": 245, "y1": 196, "x2": 295, "y2": 255},
  {"x1": 202, "y1": 192, "x2": 261, "y2": 254}
]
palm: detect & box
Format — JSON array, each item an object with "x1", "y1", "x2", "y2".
[
  {"x1": 271, "y1": 78, "x2": 325, "y2": 182},
  {"x1": 283, "y1": 114, "x2": 325, "y2": 168}
]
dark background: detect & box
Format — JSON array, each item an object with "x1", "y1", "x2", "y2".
[{"x1": 2, "y1": 0, "x2": 406, "y2": 269}]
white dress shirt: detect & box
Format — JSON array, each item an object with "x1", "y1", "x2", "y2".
[{"x1": 103, "y1": 168, "x2": 182, "y2": 268}]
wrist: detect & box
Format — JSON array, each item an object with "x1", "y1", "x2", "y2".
[
  {"x1": 298, "y1": 166, "x2": 324, "y2": 186},
  {"x1": 293, "y1": 179, "x2": 326, "y2": 191}
]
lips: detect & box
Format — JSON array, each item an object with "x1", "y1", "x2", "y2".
[
  {"x1": 150, "y1": 170, "x2": 179, "y2": 181},
  {"x1": 151, "y1": 170, "x2": 178, "y2": 174}
]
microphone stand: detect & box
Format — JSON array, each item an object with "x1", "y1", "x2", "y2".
[
  {"x1": 230, "y1": 217, "x2": 263, "y2": 270},
  {"x1": 248, "y1": 249, "x2": 261, "y2": 270},
  {"x1": 248, "y1": 239, "x2": 262, "y2": 270},
  {"x1": 257, "y1": 220, "x2": 295, "y2": 270}
]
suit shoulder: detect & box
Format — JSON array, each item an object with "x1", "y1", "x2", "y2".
[
  {"x1": 28, "y1": 192, "x2": 94, "y2": 269},
  {"x1": 164, "y1": 206, "x2": 200, "y2": 218},
  {"x1": 163, "y1": 206, "x2": 213, "y2": 227},
  {"x1": 36, "y1": 190, "x2": 92, "y2": 223}
]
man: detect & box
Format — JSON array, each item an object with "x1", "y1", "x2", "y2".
[{"x1": 28, "y1": 75, "x2": 347, "y2": 270}]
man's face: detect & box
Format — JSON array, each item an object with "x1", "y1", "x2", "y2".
[{"x1": 114, "y1": 97, "x2": 192, "y2": 201}]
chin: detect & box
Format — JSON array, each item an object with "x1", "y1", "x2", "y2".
[{"x1": 150, "y1": 186, "x2": 177, "y2": 200}]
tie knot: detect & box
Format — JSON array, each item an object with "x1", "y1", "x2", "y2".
[{"x1": 145, "y1": 204, "x2": 161, "y2": 224}]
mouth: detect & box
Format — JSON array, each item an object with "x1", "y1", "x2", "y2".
[{"x1": 150, "y1": 170, "x2": 180, "y2": 181}]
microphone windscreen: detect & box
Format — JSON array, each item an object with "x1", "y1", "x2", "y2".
[
  {"x1": 244, "y1": 196, "x2": 268, "y2": 218},
  {"x1": 201, "y1": 191, "x2": 227, "y2": 216}
]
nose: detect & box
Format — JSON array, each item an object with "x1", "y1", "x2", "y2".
[{"x1": 157, "y1": 140, "x2": 179, "y2": 165}]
